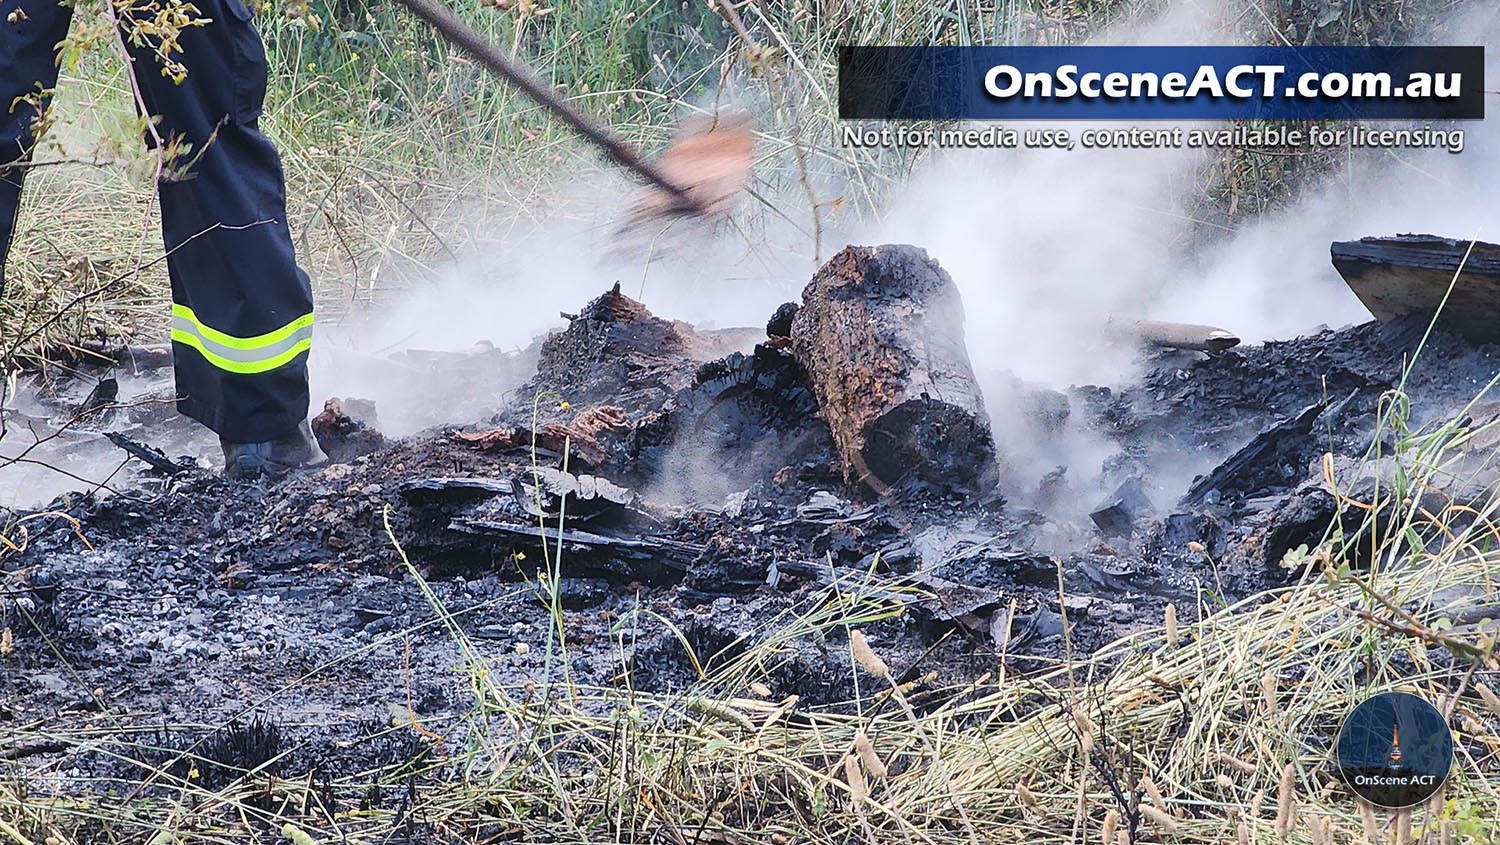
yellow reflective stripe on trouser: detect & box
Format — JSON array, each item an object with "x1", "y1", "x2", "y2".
[{"x1": 170, "y1": 304, "x2": 314, "y2": 375}]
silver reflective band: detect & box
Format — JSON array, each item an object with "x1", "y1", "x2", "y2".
[{"x1": 169, "y1": 309, "x2": 314, "y2": 375}]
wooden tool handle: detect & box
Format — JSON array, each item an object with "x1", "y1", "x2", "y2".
[{"x1": 394, "y1": 0, "x2": 700, "y2": 211}]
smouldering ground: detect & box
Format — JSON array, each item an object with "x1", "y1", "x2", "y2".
[{"x1": 5, "y1": 305, "x2": 1500, "y2": 842}]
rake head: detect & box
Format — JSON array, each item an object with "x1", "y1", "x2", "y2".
[{"x1": 624, "y1": 113, "x2": 756, "y2": 227}]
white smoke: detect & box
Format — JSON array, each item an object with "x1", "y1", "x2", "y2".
[
  {"x1": 5, "y1": 0, "x2": 1496, "y2": 514},
  {"x1": 852, "y1": 0, "x2": 1497, "y2": 517},
  {"x1": 311, "y1": 180, "x2": 813, "y2": 436},
  {"x1": 313, "y1": 0, "x2": 1499, "y2": 519}
]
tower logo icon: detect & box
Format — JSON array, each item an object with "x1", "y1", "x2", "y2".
[{"x1": 1335, "y1": 692, "x2": 1453, "y2": 808}]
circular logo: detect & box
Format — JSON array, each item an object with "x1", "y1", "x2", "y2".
[{"x1": 1334, "y1": 691, "x2": 1454, "y2": 808}]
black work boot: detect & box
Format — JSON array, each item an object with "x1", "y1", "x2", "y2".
[{"x1": 221, "y1": 420, "x2": 328, "y2": 479}]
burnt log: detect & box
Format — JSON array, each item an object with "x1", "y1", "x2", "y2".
[
  {"x1": 624, "y1": 345, "x2": 838, "y2": 500},
  {"x1": 448, "y1": 518, "x2": 694, "y2": 583},
  {"x1": 398, "y1": 476, "x2": 514, "y2": 505},
  {"x1": 1102, "y1": 318, "x2": 1240, "y2": 353},
  {"x1": 104, "y1": 432, "x2": 193, "y2": 476},
  {"x1": 1332, "y1": 234, "x2": 1500, "y2": 341},
  {"x1": 518, "y1": 284, "x2": 757, "y2": 416},
  {"x1": 789, "y1": 244, "x2": 997, "y2": 493},
  {"x1": 517, "y1": 467, "x2": 636, "y2": 519},
  {"x1": 1089, "y1": 478, "x2": 1154, "y2": 537},
  {"x1": 311, "y1": 398, "x2": 386, "y2": 463}
]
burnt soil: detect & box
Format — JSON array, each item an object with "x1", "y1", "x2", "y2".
[{"x1": 4, "y1": 286, "x2": 1499, "y2": 798}]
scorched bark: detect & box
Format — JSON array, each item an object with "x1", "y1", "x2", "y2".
[{"x1": 789, "y1": 244, "x2": 998, "y2": 494}]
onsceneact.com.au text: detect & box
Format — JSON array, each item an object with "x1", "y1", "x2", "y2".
[{"x1": 983, "y1": 64, "x2": 1462, "y2": 101}]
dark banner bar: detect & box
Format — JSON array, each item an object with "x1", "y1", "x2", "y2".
[{"x1": 839, "y1": 46, "x2": 1485, "y2": 120}]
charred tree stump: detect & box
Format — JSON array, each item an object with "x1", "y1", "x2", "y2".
[
  {"x1": 789, "y1": 244, "x2": 998, "y2": 493},
  {"x1": 518, "y1": 284, "x2": 759, "y2": 415}
]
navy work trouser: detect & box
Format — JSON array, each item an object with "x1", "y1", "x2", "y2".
[{"x1": 1, "y1": 0, "x2": 313, "y2": 443}]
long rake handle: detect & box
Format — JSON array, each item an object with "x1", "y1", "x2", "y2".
[{"x1": 393, "y1": 0, "x2": 700, "y2": 211}]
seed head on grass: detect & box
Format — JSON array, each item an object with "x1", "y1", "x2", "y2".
[
  {"x1": 1262, "y1": 672, "x2": 1278, "y2": 713},
  {"x1": 853, "y1": 731, "x2": 887, "y2": 779},
  {"x1": 1219, "y1": 752, "x2": 1258, "y2": 777},
  {"x1": 1070, "y1": 704, "x2": 1095, "y2": 754},
  {"x1": 843, "y1": 753, "x2": 868, "y2": 803},
  {"x1": 688, "y1": 697, "x2": 755, "y2": 731},
  {"x1": 1140, "y1": 802, "x2": 1178, "y2": 833},
  {"x1": 1463, "y1": 713, "x2": 1486, "y2": 736},
  {"x1": 1274, "y1": 763, "x2": 1297, "y2": 843},
  {"x1": 843, "y1": 753, "x2": 876, "y2": 844},
  {"x1": 1304, "y1": 816, "x2": 1328, "y2": 845},
  {"x1": 850, "y1": 629, "x2": 889, "y2": 679},
  {"x1": 1358, "y1": 798, "x2": 1378, "y2": 842},
  {"x1": 1476, "y1": 682, "x2": 1500, "y2": 717},
  {"x1": 1394, "y1": 809, "x2": 1412, "y2": 845},
  {"x1": 850, "y1": 626, "x2": 979, "y2": 844},
  {"x1": 1165, "y1": 602, "x2": 1179, "y2": 647},
  {"x1": 1101, "y1": 809, "x2": 1118, "y2": 845},
  {"x1": 1425, "y1": 785, "x2": 1446, "y2": 818},
  {"x1": 1142, "y1": 775, "x2": 1168, "y2": 815}
]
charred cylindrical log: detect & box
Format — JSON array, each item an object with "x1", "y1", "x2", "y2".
[
  {"x1": 789, "y1": 244, "x2": 998, "y2": 493},
  {"x1": 1102, "y1": 318, "x2": 1240, "y2": 353}
]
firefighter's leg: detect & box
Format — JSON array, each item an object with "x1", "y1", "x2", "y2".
[
  {"x1": 0, "y1": 0, "x2": 75, "y2": 295},
  {"x1": 123, "y1": 0, "x2": 319, "y2": 454}
]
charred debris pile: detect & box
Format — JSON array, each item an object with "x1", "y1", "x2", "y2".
[{"x1": 6, "y1": 238, "x2": 1500, "y2": 703}]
